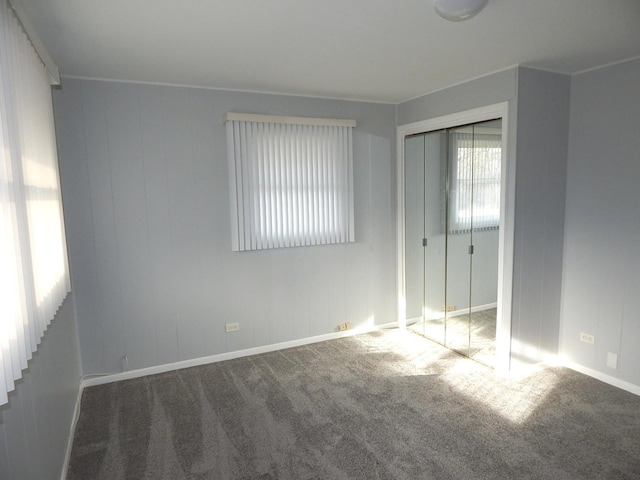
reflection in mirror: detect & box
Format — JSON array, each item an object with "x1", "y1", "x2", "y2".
[
  {"x1": 404, "y1": 135, "x2": 427, "y2": 337},
  {"x1": 405, "y1": 119, "x2": 501, "y2": 367},
  {"x1": 468, "y1": 119, "x2": 501, "y2": 366}
]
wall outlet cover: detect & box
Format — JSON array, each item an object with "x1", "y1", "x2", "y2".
[
  {"x1": 579, "y1": 332, "x2": 595, "y2": 344},
  {"x1": 607, "y1": 352, "x2": 618, "y2": 369},
  {"x1": 225, "y1": 322, "x2": 240, "y2": 333}
]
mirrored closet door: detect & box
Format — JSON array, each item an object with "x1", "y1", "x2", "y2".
[{"x1": 405, "y1": 119, "x2": 502, "y2": 366}]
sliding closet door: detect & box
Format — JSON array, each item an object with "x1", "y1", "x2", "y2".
[
  {"x1": 444, "y1": 120, "x2": 501, "y2": 363},
  {"x1": 468, "y1": 120, "x2": 501, "y2": 365},
  {"x1": 404, "y1": 135, "x2": 427, "y2": 334},
  {"x1": 404, "y1": 131, "x2": 446, "y2": 345},
  {"x1": 404, "y1": 119, "x2": 501, "y2": 365},
  {"x1": 423, "y1": 131, "x2": 447, "y2": 344},
  {"x1": 444, "y1": 126, "x2": 473, "y2": 356}
]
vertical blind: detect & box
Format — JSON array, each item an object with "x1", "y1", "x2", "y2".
[
  {"x1": 449, "y1": 131, "x2": 502, "y2": 233},
  {"x1": 0, "y1": 0, "x2": 70, "y2": 406},
  {"x1": 225, "y1": 113, "x2": 356, "y2": 251}
]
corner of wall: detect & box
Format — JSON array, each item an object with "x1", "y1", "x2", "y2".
[{"x1": 510, "y1": 66, "x2": 571, "y2": 365}]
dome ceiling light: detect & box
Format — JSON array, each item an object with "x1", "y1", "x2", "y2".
[{"x1": 434, "y1": 0, "x2": 489, "y2": 21}]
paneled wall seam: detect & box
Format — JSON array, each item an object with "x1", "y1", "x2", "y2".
[{"x1": 53, "y1": 78, "x2": 397, "y2": 375}]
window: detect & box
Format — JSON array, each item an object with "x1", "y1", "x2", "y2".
[
  {"x1": 448, "y1": 128, "x2": 501, "y2": 233},
  {"x1": 225, "y1": 113, "x2": 356, "y2": 251},
  {"x1": 0, "y1": 0, "x2": 70, "y2": 406}
]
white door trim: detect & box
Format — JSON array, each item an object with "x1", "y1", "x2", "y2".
[{"x1": 396, "y1": 102, "x2": 514, "y2": 371}]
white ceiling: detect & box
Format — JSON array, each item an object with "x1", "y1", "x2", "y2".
[{"x1": 18, "y1": 0, "x2": 640, "y2": 103}]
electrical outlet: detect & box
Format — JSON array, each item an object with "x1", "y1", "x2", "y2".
[
  {"x1": 225, "y1": 322, "x2": 240, "y2": 333},
  {"x1": 607, "y1": 352, "x2": 618, "y2": 369},
  {"x1": 442, "y1": 305, "x2": 456, "y2": 312},
  {"x1": 338, "y1": 322, "x2": 352, "y2": 331},
  {"x1": 579, "y1": 332, "x2": 595, "y2": 344}
]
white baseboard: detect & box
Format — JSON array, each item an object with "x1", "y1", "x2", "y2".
[
  {"x1": 561, "y1": 358, "x2": 640, "y2": 396},
  {"x1": 406, "y1": 302, "x2": 497, "y2": 323},
  {"x1": 81, "y1": 324, "x2": 383, "y2": 388},
  {"x1": 447, "y1": 302, "x2": 498, "y2": 318},
  {"x1": 60, "y1": 378, "x2": 84, "y2": 480},
  {"x1": 376, "y1": 320, "x2": 400, "y2": 330}
]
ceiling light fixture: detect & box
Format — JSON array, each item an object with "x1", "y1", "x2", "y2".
[{"x1": 434, "y1": 0, "x2": 489, "y2": 21}]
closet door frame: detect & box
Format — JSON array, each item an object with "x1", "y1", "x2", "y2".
[{"x1": 396, "y1": 102, "x2": 514, "y2": 371}]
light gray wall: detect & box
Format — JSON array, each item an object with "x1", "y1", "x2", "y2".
[
  {"x1": 511, "y1": 67, "x2": 570, "y2": 364},
  {"x1": 0, "y1": 294, "x2": 81, "y2": 480},
  {"x1": 398, "y1": 66, "x2": 570, "y2": 365},
  {"x1": 561, "y1": 58, "x2": 640, "y2": 385},
  {"x1": 53, "y1": 78, "x2": 397, "y2": 375},
  {"x1": 397, "y1": 68, "x2": 517, "y2": 126}
]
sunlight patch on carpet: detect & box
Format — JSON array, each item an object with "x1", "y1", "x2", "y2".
[{"x1": 441, "y1": 359, "x2": 561, "y2": 424}]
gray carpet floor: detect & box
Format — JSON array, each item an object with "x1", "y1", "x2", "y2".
[{"x1": 67, "y1": 329, "x2": 640, "y2": 479}]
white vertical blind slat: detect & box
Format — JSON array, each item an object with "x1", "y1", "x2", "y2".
[
  {"x1": 258, "y1": 124, "x2": 268, "y2": 250},
  {"x1": 271, "y1": 123, "x2": 280, "y2": 248},
  {"x1": 329, "y1": 127, "x2": 337, "y2": 242},
  {"x1": 322, "y1": 128, "x2": 328, "y2": 243},
  {"x1": 250, "y1": 123, "x2": 260, "y2": 251},
  {"x1": 266, "y1": 124, "x2": 273, "y2": 247},
  {"x1": 277, "y1": 125, "x2": 285, "y2": 247},
  {"x1": 237, "y1": 122, "x2": 244, "y2": 249},
  {"x1": 247, "y1": 121, "x2": 257, "y2": 250},
  {"x1": 226, "y1": 122, "x2": 239, "y2": 250},
  {"x1": 284, "y1": 124, "x2": 292, "y2": 246},
  {"x1": 344, "y1": 127, "x2": 351, "y2": 242},
  {"x1": 263, "y1": 123, "x2": 272, "y2": 248},
  {"x1": 322, "y1": 127, "x2": 330, "y2": 244},
  {"x1": 311, "y1": 129, "x2": 323, "y2": 242},
  {"x1": 242, "y1": 122, "x2": 253, "y2": 250},
  {"x1": 284, "y1": 125, "x2": 290, "y2": 246},
  {"x1": 0, "y1": 4, "x2": 13, "y2": 396},
  {"x1": 302, "y1": 130, "x2": 311, "y2": 245},
  {"x1": 0, "y1": 0, "x2": 70, "y2": 406},
  {"x1": 254, "y1": 123, "x2": 263, "y2": 249},
  {"x1": 315, "y1": 127, "x2": 322, "y2": 244},
  {"x1": 337, "y1": 127, "x2": 343, "y2": 242},
  {"x1": 6, "y1": 3, "x2": 29, "y2": 373},
  {"x1": 335, "y1": 126, "x2": 343, "y2": 242},
  {"x1": 347, "y1": 128, "x2": 354, "y2": 242},
  {"x1": 292, "y1": 126, "x2": 300, "y2": 245}
]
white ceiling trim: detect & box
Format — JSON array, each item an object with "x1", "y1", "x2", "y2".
[
  {"x1": 59, "y1": 75, "x2": 397, "y2": 105},
  {"x1": 572, "y1": 54, "x2": 640, "y2": 77}
]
